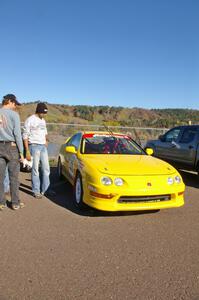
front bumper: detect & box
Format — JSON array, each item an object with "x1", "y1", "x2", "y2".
[
  {"x1": 83, "y1": 180, "x2": 185, "y2": 211},
  {"x1": 84, "y1": 193, "x2": 184, "y2": 211}
]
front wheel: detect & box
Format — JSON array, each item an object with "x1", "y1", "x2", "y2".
[{"x1": 74, "y1": 173, "x2": 85, "y2": 209}]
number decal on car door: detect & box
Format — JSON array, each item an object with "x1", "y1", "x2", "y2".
[{"x1": 68, "y1": 155, "x2": 76, "y2": 179}]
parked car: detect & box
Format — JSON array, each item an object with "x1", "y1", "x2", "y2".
[
  {"x1": 57, "y1": 131, "x2": 184, "y2": 211},
  {"x1": 145, "y1": 125, "x2": 199, "y2": 175}
]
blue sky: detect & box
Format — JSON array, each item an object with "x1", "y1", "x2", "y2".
[{"x1": 0, "y1": 0, "x2": 198, "y2": 109}]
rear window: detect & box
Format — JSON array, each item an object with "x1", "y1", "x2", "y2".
[{"x1": 180, "y1": 128, "x2": 197, "y2": 143}]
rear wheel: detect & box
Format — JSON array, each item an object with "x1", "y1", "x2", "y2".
[
  {"x1": 74, "y1": 173, "x2": 85, "y2": 209},
  {"x1": 197, "y1": 163, "x2": 199, "y2": 179}
]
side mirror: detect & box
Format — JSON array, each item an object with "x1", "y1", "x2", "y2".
[
  {"x1": 65, "y1": 146, "x2": 77, "y2": 154},
  {"x1": 159, "y1": 134, "x2": 165, "y2": 141},
  {"x1": 145, "y1": 148, "x2": 154, "y2": 156}
]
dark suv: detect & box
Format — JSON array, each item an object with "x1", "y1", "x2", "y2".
[{"x1": 145, "y1": 125, "x2": 199, "y2": 175}]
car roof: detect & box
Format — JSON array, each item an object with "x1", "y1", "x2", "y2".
[
  {"x1": 169, "y1": 125, "x2": 199, "y2": 130},
  {"x1": 80, "y1": 131, "x2": 128, "y2": 136}
]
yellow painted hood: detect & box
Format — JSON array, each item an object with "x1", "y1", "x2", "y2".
[{"x1": 84, "y1": 155, "x2": 176, "y2": 176}]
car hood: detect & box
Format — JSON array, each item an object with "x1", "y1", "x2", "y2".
[
  {"x1": 146, "y1": 139, "x2": 159, "y2": 145},
  {"x1": 83, "y1": 155, "x2": 176, "y2": 176}
]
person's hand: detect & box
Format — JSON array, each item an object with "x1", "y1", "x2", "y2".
[
  {"x1": 19, "y1": 153, "x2": 25, "y2": 163},
  {"x1": 26, "y1": 149, "x2": 32, "y2": 161}
]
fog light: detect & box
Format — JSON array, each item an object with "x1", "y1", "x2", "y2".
[{"x1": 88, "y1": 185, "x2": 97, "y2": 192}]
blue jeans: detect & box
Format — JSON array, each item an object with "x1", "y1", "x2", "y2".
[{"x1": 29, "y1": 144, "x2": 50, "y2": 194}]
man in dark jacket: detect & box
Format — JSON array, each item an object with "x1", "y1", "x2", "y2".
[{"x1": 0, "y1": 94, "x2": 24, "y2": 210}]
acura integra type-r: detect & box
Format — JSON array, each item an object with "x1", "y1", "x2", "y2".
[{"x1": 57, "y1": 131, "x2": 185, "y2": 211}]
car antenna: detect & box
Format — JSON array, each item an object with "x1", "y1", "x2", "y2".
[{"x1": 103, "y1": 124, "x2": 115, "y2": 137}]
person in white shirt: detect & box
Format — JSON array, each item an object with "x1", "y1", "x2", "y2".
[{"x1": 23, "y1": 102, "x2": 54, "y2": 199}]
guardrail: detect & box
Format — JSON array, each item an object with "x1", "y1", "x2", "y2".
[{"x1": 39, "y1": 123, "x2": 168, "y2": 158}]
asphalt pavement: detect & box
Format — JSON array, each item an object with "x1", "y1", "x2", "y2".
[{"x1": 0, "y1": 169, "x2": 199, "y2": 300}]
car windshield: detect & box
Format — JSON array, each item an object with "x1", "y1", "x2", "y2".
[{"x1": 81, "y1": 134, "x2": 145, "y2": 155}]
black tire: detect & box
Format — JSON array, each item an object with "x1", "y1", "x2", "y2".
[
  {"x1": 57, "y1": 157, "x2": 64, "y2": 180},
  {"x1": 197, "y1": 163, "x2": 199, "y2": 179},
  {"x1": 73, "y1": 173, "x2": 85, "y2": 209}
]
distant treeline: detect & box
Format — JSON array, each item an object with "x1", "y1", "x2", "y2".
[{"x1": 20, "y1": 102, "x2": 199, "y2": 128}]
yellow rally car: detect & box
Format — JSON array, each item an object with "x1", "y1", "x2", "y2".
[{"x1": 57, "y1": 131, "x2": 185, "y2": 211}]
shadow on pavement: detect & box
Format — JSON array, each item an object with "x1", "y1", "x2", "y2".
[
  {"x1": 179, "y1": 170, "x2": 199, "y2": 189},
  {"x1": 46, "y1": 167, "x2": 160, "y2": 217},
  {"x1": 20, "y1": 166, "x2": 199, "y2": 217},
  {"x1": 19, "y1": 182, "x2": 33, "y2": 196}
]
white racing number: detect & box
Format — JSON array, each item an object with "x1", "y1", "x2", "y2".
[{"x1": 68, "y1": 154, "x2": 76, "y2": 179}]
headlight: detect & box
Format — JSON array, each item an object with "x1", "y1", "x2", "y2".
[
  {"x1": 114, "y1": 178, "x2": 124, "y2": 186},
  {"x1": 167, "y1": 177, "x2": 174, "y2": 185},
  {"x1": 174, "y1": 175, "x2": 181, "y2": 184},
  {"x1": 101, "y1": 176, "x2": 112, "y2": 186}
]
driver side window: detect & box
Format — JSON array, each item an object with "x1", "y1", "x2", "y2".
[
  {"x1": 164, "y1": 128, "x2": 181, "y2": 142},
  {"x1": 179, "y1": 128, "x2": 197, "y2": 143}
]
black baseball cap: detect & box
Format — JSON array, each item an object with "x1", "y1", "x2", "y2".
[
  {"x1": 35, "y1": 102, "x2": 48, "y2": 114},
  {"x1": 3, "y1": 94, "x2": 21, "y2": 106}
]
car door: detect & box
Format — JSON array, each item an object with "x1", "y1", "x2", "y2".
[
  {"x1": 64, "y1": 133, "x2": 82, "y2": 182},
  {"x1": 155, "y1": 127, "x2": 183, "y2": 161},
  {"x1": 173, "y1": 126, "x2": 199, "y2": 168}
]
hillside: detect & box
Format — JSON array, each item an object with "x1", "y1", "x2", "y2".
[{"x1": 18, "y1": 103, "x2": 199, "y2": 128}]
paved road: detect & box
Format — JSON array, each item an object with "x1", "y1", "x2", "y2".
[{"x1": 0, "y1": 169, "x2": 199, "y2": 300}]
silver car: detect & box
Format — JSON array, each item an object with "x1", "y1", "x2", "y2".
[{"x1": 145, "y1": 125, "x2": 199, "y2": 175}]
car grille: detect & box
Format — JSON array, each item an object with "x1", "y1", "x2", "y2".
[{"x1": 118, "y1": 194, "x2": 171, "y2": 203}]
